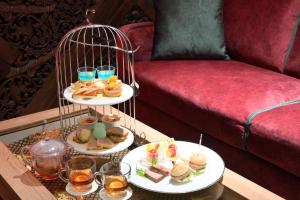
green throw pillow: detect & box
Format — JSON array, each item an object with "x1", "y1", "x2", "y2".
[{"x1": 152, "y1": 0, "x2": 229, "y2": 60}]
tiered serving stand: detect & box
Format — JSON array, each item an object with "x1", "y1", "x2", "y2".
[{"x1": 55, "y1": 20, "x2": 141, "y2": 155}]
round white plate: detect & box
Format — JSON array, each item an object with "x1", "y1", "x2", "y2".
[
  {"x1": 66, "y1": 128, "x2": 134, "y2": 155},
  {"x1": 63, "y1": 83, "x2": 134, "y2": 106},
  {"x1": 122, "y1": 141, "x2": 225, "y2": 194}
]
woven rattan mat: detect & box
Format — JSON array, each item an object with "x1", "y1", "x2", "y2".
[{"x1": 8, "y1": 134, "x2": 229, "y2": 200}]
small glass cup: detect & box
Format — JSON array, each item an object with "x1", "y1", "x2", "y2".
[
  {"x1": 101, "y1": 114, "x2": 121, "y2": 128},
  {"x1": 77, "y1": 67, "x2": 96, "y2": 82},
  {"x1": 78, "y1": 116, "x2": 97, "y2": 130},
  {"x1": 97, "y1": 65, "x2": 115, "y2": 80},
  {"x1": 59, "y1": 156, "x2": 97, "y2": 191},
  {"x1": 95, "y1": 161, "x2": 131, "y2": 197}
]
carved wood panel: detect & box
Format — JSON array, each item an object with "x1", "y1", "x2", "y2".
[
  {"x1": 0, "y1": 0, "x2": 154, "y2": 121},
  {"x1": 0, "y1": 0, "x2": 95, "y2": 120}
]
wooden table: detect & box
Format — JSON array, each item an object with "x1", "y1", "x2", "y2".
[{"x1": 0, "y1": 106, "x2": 283, "y2": 200}]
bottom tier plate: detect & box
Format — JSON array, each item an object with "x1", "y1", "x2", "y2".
[{"x1": 122, "y1": 141, "x2": 225, "y2": 194}]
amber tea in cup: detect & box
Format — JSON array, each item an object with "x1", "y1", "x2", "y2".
[
  {"x1": 104, "y1": 175, "x2": 128, "y2": 194},
  {"x1": 69, "y1": 169, "x2": 93, "y2": 187},
  {"x1": 95, "y1": 161, "x2": 131, "y2": 196},
  {"x1": 59, "y1": 156, "x2": 96, "y2": 191}
]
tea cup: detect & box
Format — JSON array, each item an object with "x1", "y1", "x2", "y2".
[
  {"x1": 59, "y1": 156, "x2": 97, "y2": 191},
  {"x1": 95, "y1": 161, "x2": 131, "y2": 197}
]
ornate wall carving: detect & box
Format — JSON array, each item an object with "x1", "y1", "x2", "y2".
[
  {"x1": 0, "y1": 0, "x2": 94, "y2": 120},
  {"x1": 0, "y1": 0, "x2": 153, "y2": 121}
]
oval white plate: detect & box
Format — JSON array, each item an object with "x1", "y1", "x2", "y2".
[
  {"x1": 63, "y1": 83, "x2": 133, "y2": 106},
  {"x1": 122, "y1": 141, "x2": 224, "y2": 194},
  {"x1": 66, "y1": 128, "x2": 134, "y2": 155}
]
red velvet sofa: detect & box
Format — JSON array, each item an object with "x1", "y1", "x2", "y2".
[{"x1": 120, "y1": 1, "x2": 300, "y2": 199}]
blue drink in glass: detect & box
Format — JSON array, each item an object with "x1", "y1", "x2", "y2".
[
  {"x1": 77, "y1": 67, "x2": 96, "y2": 81},
  {"x1": 97, "y1": 65, "x2": 115, "y2": 80}
]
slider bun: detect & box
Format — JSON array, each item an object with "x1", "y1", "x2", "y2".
[
  {"x1": 171, "y1": 163, "x2": 189, "y2": 177},
  {"x1": 190, "y1": 153, "x2": 206, "y2": 165},
  {"x1": 106, "y1": 127, "x2": 128, "y2": 137}
]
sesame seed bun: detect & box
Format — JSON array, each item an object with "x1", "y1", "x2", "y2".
[
  {"x1": 170, "y1": 163, "x2": 191, "y2": 182},
  {"x1": 189, "y1": 153, "x2": 206, "y2": 170}
]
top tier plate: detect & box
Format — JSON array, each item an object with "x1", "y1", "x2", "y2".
[{"x1": 63, "y1": 83, "x2": 134, "y2": 106}]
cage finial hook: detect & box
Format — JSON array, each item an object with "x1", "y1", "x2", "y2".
[{"x1": 85, "y1": 9, "x2": 95, "y2": 24}]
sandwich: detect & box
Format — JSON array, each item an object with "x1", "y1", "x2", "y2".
[
  {"x1": 106, "y1": 127, "x2": 128, "y2": 143},
  {"x1": 72, "y1": 87, "x2": 101, "y2": 99},
  {"x1": 170, "y1": 163, "x2": 191, "y2": 183},
  {"x1": 96, "y1": 138, "x2": 115, "y2": 149},
  {"x1": 72, "y1": 80, "x2": 104, "y2": 99},
  {"x1": 150, "y1": 164, "x2": 170, "y2": 176},
  {"x1": 87, "y1": 137, "x2": 102, "y2": 150},
  {"x1": 189, "y1": 153, "x2": 206, "y2": 170},
  {"x1": 145, "y1": 169, "x2": 165, "y2": 183}
]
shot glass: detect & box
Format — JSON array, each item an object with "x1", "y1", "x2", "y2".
[
  {"x1": 97, "y1": 65, "x2": 115, "y2": 80},
  {"x1": 77, "y1": 67, "x2": 96, "y2": 82}
]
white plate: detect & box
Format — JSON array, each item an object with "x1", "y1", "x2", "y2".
[
  {"x1": 63, "y1": 83, "x2": 134, "y2": 106},
  {"x1": 66, "y1": 128, "x2": 134, "y2": 155},
  {"x1": 122, "y1": 141, "x2": 224, "y2": 194}
]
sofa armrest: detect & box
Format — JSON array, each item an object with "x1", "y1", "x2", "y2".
[{"x1": 119, "y1": 21, "x2": 154, "y2": 61}]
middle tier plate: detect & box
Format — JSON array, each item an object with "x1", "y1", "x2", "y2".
[
  {"x1": 66, "y1": 127, "x2": 134, "y2": 155},
  {"x1": 63, "y1": 83, "x2": 134, "y2": 106}
]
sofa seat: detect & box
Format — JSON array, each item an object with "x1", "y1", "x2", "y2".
[{"x1": 134, "y1": 59, "x2": 300, "y2": 177}]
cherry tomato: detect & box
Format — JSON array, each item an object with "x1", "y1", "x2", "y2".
[{"x1": 149, "y1": 149, "x2": 157, "y2": 154}]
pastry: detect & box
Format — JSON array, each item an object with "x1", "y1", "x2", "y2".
[
  {"x1": 106, "y1": 127, "x2": 128, "y2": 143},
  {"x1": 103, "y1": 76, "x2": 122, "y2": 97},
  {"x1": 96, "y1": 138, "x2": 115, "y2": 149}
]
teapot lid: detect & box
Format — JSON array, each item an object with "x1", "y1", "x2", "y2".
[{"x1": 30, "y1": 137, "x2": 66, "y2": 155}]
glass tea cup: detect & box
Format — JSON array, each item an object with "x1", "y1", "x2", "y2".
[
  {"x1": 95, "y1": 161, "x2": 131, "y2": 197},
  {"x1": 78, "y1": 116, "x2": 97, "y2": 130},
  {"x1": 97, "y1": 65, "x2": 115, "y2": 80},
  {"x1": 77, "y1": 67, "x2": 96, "y2": 82},
  {"x1": 59, "y1": 156, "x2": 97, "y2": 191}
]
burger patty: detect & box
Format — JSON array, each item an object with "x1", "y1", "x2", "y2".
[
  {"x1": 189, "y1": 162, "x2": 206, "y2": 170},
  {"x1": 107, "y1": 131, "x2": 128, "y2": 137},
  {"x1": 171, "y1": 169, "x2": 190, "y2": 181},
  {"x1": 108, "y1": 135, "x2": 127, "y2": 143},
  {"x1": 106, "y1": 127, "x2": 128, "y2": 137}
]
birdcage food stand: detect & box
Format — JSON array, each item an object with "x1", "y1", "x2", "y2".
[{"x1": 55, "y1": 20, "x2": 141, "y2": 155}]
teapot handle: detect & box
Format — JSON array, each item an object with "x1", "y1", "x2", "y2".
[
  {"x1": 20, "y1": 146, "x2": 31, "y2": 167},
  {"x1": 58, "y1": 169, "x2": 69, "y2": 183}
]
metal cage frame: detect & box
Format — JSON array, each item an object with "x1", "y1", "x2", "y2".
[{"x1": 55, "y1": 20, "x2": 141, "y2": 143}]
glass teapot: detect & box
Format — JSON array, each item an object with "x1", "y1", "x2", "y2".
[{"x1": 21, "y1": 137, "x2": 68, "y2": 180}]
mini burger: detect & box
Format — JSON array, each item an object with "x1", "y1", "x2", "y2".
[
  {"x1": 170, "y1": 163, "x2": 191, "y2": 183},
  {"x1": 106, "y1": 127, "x2": 128, "y2": 143},
  {"x1": 189, "y1": 153, "x2": 206, "y2": 170}
]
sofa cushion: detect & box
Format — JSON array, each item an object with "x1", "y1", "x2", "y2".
[
  {"x1": 249, "y1": 103, "x2": 300, "y2": 177},
  {"x1": 120, "y1": 21, "x2": 154, "y2": 61},
  {"x1": 223, "y1": 0, "x2": 300, "y2": 72},
  {"x1": 134, "y1": 60, "x2": 300, "y2": 176},
  {"x1": 152, "y1": 0, "x2": 228, "y2": 60}
]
